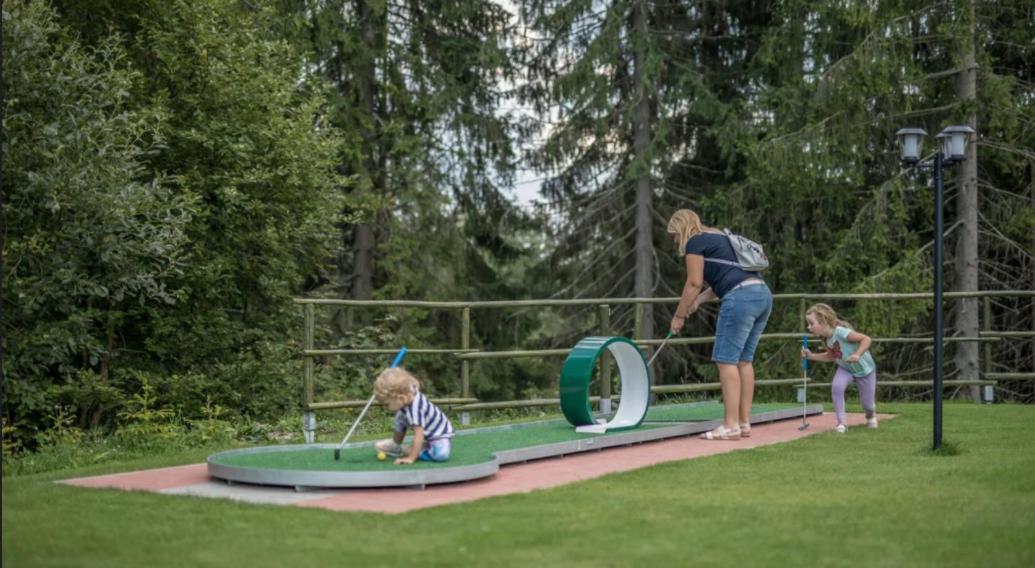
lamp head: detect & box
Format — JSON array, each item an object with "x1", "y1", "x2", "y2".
[
  {"x1": 895, "y1": 127, "x2": 927, "y2": 164},
  {"x1": 937, "y1": 125, "x2": 975, "y2": 163}
]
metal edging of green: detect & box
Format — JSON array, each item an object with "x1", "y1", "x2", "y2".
[{"x1": 559, "y1": 336, "x2": 650, "y2": 431}]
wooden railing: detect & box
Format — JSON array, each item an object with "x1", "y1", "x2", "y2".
[{"x1": 295, "y1": 290, "x2": 1034, "y2": 431}]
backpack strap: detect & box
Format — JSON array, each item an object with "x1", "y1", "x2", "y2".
[
  {"x1": 706, "y1": 229, "x2": 740, "y2": 268},
  {"x1": 704, "y1": 257, "x2": 741, "y2": 268}
]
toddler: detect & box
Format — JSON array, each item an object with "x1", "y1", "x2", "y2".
[{"x1": 373, "y1": 367, "x2": 454, "y2": 464}]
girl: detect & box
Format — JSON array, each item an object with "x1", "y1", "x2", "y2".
[
  {"x1": 801, "y1": 303, "x2": 879, "y2": 433},
  {"x1": 373, "y1": 367, "x2": 454, "y2": 464}
]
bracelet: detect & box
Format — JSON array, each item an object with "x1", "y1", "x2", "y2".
[{"x1": 674, "y1": 314, "x2": 686, "y2": 320}]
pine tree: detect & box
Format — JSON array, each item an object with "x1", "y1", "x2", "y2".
[
  {"x1": 275, "y1": 0, "x2": 528, "y2": 308},
  {"x1": 519, "y1": 0, "x2": 772, "y2": 368},
  {"x1": 732, "y1": 0, "x2": 1035, "y2": 390}
]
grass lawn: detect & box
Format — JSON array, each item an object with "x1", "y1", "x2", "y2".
[{"x1": 4, "y1": 402, "x2": 1034, "y2": 567}]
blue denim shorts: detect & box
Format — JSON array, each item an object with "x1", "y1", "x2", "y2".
[
  {"x1": 712, "y1": 284, "x2": 773, "y2": 364},
  {"x1": 418, "y1": 438, "x2": 452, "y2": 462}
]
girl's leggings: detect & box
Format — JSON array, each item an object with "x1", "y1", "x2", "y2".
[{"x1": 831, "y1": 367, "x2": 877, "y2": 425}]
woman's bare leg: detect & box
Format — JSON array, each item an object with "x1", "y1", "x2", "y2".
[
  {"x1": 717, "y1": 363, "x2": 741, "y2": 428},
  {"x1": 738, "y1": 361, "x2": 755, "y2": 426}
]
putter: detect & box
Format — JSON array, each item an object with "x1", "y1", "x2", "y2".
[
  {"x1": 647, "y1": 331, "x2": 674, "y2": 367},
  {"x1": 333, "y1": 346, "x2": 408, "y2": 461},
  {"x1": 799, "y1": 335, "x2": 810, "y2": 431}
]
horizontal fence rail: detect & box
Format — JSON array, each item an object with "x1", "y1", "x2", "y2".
[
  {"x1": 294, "y1": 290, "x2": 1035, "y2": 309},
  {"x1": 296, "y1": 291, "x2": 1034, "y2": 432}
]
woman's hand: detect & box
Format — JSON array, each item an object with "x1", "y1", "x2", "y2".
[
  {"x1": 395, "y1": 456, "x2": 415, "y2": 465},
  {"x1": 670, "y1": 314, "x2": 686, "y2": 334},
  {"x1": 845, "y1": 354, "x2": 861, "y2": 363},
  {"x1": 801, "y1": 348, "x2": 812, "y2": 359}
]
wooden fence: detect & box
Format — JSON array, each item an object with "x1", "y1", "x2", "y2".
[{"x1": 294, "y1": 290, "x2": 1034, "y2": 437}]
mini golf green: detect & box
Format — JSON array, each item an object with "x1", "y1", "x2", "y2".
[
  {"x1": 206, "y1": 401, "x2": 818, "y2": 490},
  {"x1": 209, "y1": 336, "x2": 818, "y2": 488}
]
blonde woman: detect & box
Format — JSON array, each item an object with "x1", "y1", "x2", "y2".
[{"x1": 666, "y1": 209, "x2": 773, "y2": 441}]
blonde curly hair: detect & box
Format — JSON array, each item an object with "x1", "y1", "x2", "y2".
[{"x1": 373, "y1": 367, "x2": 420, "y2": 407}]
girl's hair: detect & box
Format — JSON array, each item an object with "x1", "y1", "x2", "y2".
[
  {"x1": 805, "y1": 303, "x2": 852, "y2": 329},
  {"x1": 666, "y1": 209, "x2": 705, "y2": 255},
  {"x1": 373, "y1": 367, "x2": 420, "y2": 406}
]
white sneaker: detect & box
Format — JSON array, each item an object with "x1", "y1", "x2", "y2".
[
  {"x1": 835, "y1": 424, "x2": 847, "y2": 434},
  {"x1": 866, "y1": 417, "x2": 879, "y2": 429},
  {"x1": 375, "y1": 439, "x2": 404, "y2": 456}
]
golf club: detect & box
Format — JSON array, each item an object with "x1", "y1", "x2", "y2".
[
  {"x1": 647, "y1": 331, "x2": 674, "y2": 367},
  {"x1": 333, "y1": 346, "x2": 408, "y2": 461},
  {"x1": 799, "y1": 335, "x2": 810, "y2": 430}
]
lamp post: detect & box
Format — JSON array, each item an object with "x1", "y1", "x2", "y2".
[{"x1": 895, "y1": 125, "x2": 975, "y2": 451}]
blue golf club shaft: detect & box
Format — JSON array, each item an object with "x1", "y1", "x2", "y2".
[{"x1": 335, "y1": 346, "x2": 408, "y2": 458}]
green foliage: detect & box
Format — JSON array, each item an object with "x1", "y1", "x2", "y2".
[
  {"x1": 3, "y1": 0, "x2": 346, "y2": 446},
  {"x1": 2, "y1": 0, "x2": 192, "y2": 443},
  {"x1": 130, "y1": 0, "x2": 344, "y2": 366},
  {"x1": 727, "y1": 0, "x2": 1034, "y2": 383},
  {"x1": 1, "y1": 422, "x2": 20, "y2": 457},
  {"x1": 275, "y1": 0, "x2": 530, "y2": 289}
]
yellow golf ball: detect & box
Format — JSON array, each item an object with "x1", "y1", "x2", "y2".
[{"x1": 377, "y1": 451, "x2": 387, "y2": 461}]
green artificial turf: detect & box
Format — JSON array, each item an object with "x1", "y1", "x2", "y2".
[
  {"x1": 209, "y1": 401, "x2": 791, "y2": 471},
  {"x1": 5, "y1": 403, "x2": 1034, "y2": 567}
]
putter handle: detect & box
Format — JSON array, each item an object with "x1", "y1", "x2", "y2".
[
  {"x1": 390, "y1": 346, "x2": 408, "y2": 368},
  {"x1": 801, "y1": 336, "x2": 809, "y2": 372}
]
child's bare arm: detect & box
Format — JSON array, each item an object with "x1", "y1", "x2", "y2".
[
  {"x1": 802, "y1": 348, "x2": 837, "y2": 362},
  {"x1": 844, "y1": 331, "x2": 872, "y2": 362},
  {"x1": 396, "y1": 427, "x2": 424, "y2": 465}
]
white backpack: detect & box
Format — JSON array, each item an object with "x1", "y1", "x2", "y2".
[{"x1": 704, "y1": 229, "x2": 769, "y2": 272}]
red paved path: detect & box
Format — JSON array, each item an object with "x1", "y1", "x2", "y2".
[{"x1": 63, "y1": 412, "x2": 888, "y2": 514}]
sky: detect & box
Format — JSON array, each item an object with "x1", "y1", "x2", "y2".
[
  {"x1": 510, "y1": 170, "x2": 544, "y2": 209},
  {"x1": 494, "y1": 0, "x2": 546, "y2": 211}
]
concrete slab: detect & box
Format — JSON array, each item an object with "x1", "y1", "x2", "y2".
[
  {"x1": 160, "y1": 482, "x2": 334, "y2": 506},
  {"x1": 62, "y1": 463, "x2": 209, "y2": 491}
]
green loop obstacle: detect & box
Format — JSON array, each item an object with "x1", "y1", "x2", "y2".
[{"x1": 559, "y1": 336, "x2": 650, "y2": 432}]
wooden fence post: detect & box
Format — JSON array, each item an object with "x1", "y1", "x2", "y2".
[
  {"x1": 302, "y1": 303, "x2": 316, "y2": 443},
  {"x1": 983, "y1": 297, "x2": 994, "y2": 403},
  {"x1": 634, "y1": 303, "x2": 653, "y2": 400},
  {"x1": 599, "y1": 304, "x2": 612, "y2": 413},
  {"x1": 461, "y1": 307, "x2": 471, "y2": 425}
]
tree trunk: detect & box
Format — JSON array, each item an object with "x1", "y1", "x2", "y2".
[
  {"x1": 631, "y1": 1, "x2": 654, "y2": 344},
  {"x1": 351, "y1": 225, "x2": 375, "y2": 301},
  {"x1": 953, "y1": 0, "x2": 980, "y2": 399},
  {"x1": 348, "y1": 0, "x2": 383, "y2": 306},
  {"x1": 1030, "y1": 160, "x2": 1034, "y2": 373}
]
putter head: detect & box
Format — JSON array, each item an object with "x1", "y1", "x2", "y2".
[
  {"x1": 798, "y1": 423, "x2": 811, "y2": 431},
  {"x1": 333, "y1": 448, "x2": 341, "y2": 461}
]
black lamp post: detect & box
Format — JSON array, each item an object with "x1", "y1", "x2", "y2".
[{"x1": 895, "y1": 125, "x2": 975, "y2": 451}]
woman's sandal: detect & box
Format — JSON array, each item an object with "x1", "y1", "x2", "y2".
[
  {"x1": 739, "y1": 422, "x2": 751, "y2": 438},
  {"x1": 699, "y1": 425, "x2": 741, "y2": 441}
]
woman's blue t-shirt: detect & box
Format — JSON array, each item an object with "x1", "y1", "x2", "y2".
[{"x1": 684, "y1": 233, "x2": 759, "y2": 298}]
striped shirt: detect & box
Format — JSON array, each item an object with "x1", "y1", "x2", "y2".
[{"x1": 397, "y1": 392, "x2": 454, "y2": 441}]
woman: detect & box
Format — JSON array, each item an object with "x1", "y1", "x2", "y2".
[{"x1": 666, "y1": 209, "x2": 773, "y2": 440}]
